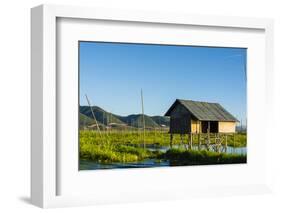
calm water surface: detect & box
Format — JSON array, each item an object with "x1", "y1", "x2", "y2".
[
  {"x1": 80, "y1": 145, "x2": 246, "y2": 170},
  {"x1": 146, "y1": 144, "x2": 247, "y2": 155},
  {"x1": 80, "y1": 159, "x2": 170, "y2": 170}
]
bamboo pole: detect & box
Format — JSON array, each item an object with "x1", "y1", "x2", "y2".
[
  {"x1": 190, "y1": 133, "x2": 193, "y2": 149},
  {"x1": 207, "y1": 121, "x2": 210, "y2": 150},
  {"x1": 198, "y1": 120, "x2": 201, "y2": 150},
  {"x1": 170, "y1": 134, "x2": 173, "y2": 148},
  {"x1": 103, "y1": 111, "x2": 105, "y2": 131},
  {"x1": 233, "y1": 133, "x2": 236, "y2": 154},
  {"x1": 208, "y1": 122, "x2": 210, "y2": 139},
  {"x1": 198, "y1": 133, "x2": 201, "y2": 151},
  {"x1": 225, "y1": 134, "x2": 228, "y2": 153},
  {"x1": 85, "y1": 94, "x2": 102, "y2": 139},
  {"x1": 154, "y1": 127, "x2": 156, "y2": 143},
  {"x1": 180, "y1": 134, "x2": 184, "y2": 147},
  {"x1": 141, "y1": 89, "x2": 145, "y2": 149}
]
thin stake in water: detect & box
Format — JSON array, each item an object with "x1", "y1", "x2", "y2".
[
  {"x1": 141, "y1": 89, "x2": 146, "y2": 148},
  {"x1": 85, "y1": 94, "x2": 102, "y2": 138}
]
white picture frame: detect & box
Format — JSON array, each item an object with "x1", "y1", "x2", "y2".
[{"x1": 31, "y1": 4, "x2": 274, "y2": 208}]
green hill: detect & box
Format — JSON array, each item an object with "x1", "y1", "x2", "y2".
[
  {"x1": 79, "y1": 113, "x2": 107, "y2": 130},
  {"x1": 79, "y1": 113, "x2": 95, "y2": 126},
  {"x1": 151, "y1": 116, "x2": 170, "y2": 127},
  {"x1": 79, "y1": 105, "x2": 170, "y2": 129},
  {"x1": 117, "y1": 114, "x2": 160, "y2": 128},
  {"x1": 79, "y1": 106, "x2": 125, "y2": 126}
]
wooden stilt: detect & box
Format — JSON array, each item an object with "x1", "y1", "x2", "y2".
[
  {"x1": 141, "y1": 89, "x2": 145, "y2": 149},
  {"x1": 218, "y1": 133, "x2": 221, "y2": 153},
  {"x1": 207, "y1": 121, "x2": 210, "y2": 150},
  {"x1": 180, "y1": 134, "x2": 183, "y2": 144},
  {"x1": 170, "y1": 133, "x2": 173, "y2": 148},
  {"x1": 207, "y1": 122, "x2": 210, "y2": 142},
  {"x1": 186, "y1": 134, "x2": 189, "y2": 150},
  {"x1": 189, "y1": 133, "x2": 193, "y2": 149},
  {"x1": 225, "y1": 134, "x2": 228, "y2": 153},
  {"x1": 198, "y1": 133, "x2": 201, "y2": 150},
  {"x1": 184, "y1": 134, "x2": 188, "y2": 150},
  {"x1": 180, "y1": 134, "x2": 185, "y2": 149},
  {"x1": 215, "y1": 133, "x2": 217, "y2": 152},
  {"x1": 233, "y1": 133, "x2": 235, "y2": 148}
]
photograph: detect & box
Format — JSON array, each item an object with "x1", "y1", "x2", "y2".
[{"x1": 78, "y1": 41, "x2": 247, "y2": 170}]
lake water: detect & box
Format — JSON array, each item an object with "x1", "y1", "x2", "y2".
[
  {"x1": 146, "y1": 144, "x2": 247, "y2": 155},
  {"x1": 79, "y1": 144, "x2": 246, "y2": 170},
  {"x1": 80, "y1": 159, "x2": 170, "y2": 170}
]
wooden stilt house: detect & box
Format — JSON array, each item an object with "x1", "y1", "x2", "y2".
[{"x1": 165, "y1": 99, "x2": 238, "y2": 134}]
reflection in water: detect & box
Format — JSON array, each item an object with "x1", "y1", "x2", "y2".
[
  {"x1": 146, "y1": 144, "x2": 247, "y2": 155},
  {"x1": 80, "y1": 159, "x2": 170, "y2": 170},
  {"x1": 80, "y1": 145, "x2": 247, "y2": 170}
]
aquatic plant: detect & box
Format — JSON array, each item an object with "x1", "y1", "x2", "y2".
[
  {"x1": 161, "y1": 148, "x2": 246, "y2": 165},
  {"x1": 79, "y1": 130, "x2": 247, "y2": 147}
]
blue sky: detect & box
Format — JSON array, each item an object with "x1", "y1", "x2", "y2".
[{"x1": 79, "y1": 41, "x2": 247, "y2": 124}]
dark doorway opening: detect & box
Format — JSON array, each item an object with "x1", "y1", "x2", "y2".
[{"x1": 201, "y1": 121, "x2": 218, "y2": 133}]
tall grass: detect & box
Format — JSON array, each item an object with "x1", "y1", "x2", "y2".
[
  {"x1": 80, "y1": 143, "x2": 155, "y2": 163},
  {"x1": 80, "y1": 130, "x2": 247, "y2": 147},
  {"x1": 79, "y1": 130, "x2": 247, "y2": 164}
]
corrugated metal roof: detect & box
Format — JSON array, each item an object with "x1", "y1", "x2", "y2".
[{"x1": 165, "y1": 99, "x2": 238, "y2": 122}]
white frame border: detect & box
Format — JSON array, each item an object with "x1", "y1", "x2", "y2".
[{"x1": 31, "y1": 4, "x2": 274, "y2": 208}]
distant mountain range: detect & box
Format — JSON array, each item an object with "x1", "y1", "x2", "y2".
[
  {"x1": 79, "y1": 106, "x2": 170, "y2": 130},
  {"x1": 80, "y1": 105, "x2": 246, "y2": 132}
]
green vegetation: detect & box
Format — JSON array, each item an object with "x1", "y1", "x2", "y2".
[
  {"x1": 227, "y1": 133, "x2": 247, "y2": 147},
  {"x1": 79, "y1": 130, "x2": 246, "y2": 147},
  {"x1": 161, "y1": 148, "x2": 246, "y2": 165},
  {"x1": 79, "y1": 130, "x2": 247, "y2": 165},
  {"x1": 80, "y1": 130, "x2": 159, "y2": 163},
  {"x1": 80, "y1": 144, "x2": 155, "y2": 163}
]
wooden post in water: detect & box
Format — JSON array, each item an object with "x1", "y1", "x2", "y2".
[
  {"x1": 141, "y1": 89, "x2": 146, "y2": 149},
  {"x1": 138, "y1": 119, "x2": 141, "y2": 145},
  {"x1": 198, "y1": 133, "x2": 201, "y2": 151},
  {"x1": 85, "y1": 94, "x2": 101, "y2": 134},
  {"x1": 207, "y1": 121, "x2": 210, "y2": 150},
  {"x1": 198, "y1": 120, "x2": 201, "y2": 150},
  {"x1": 233, "y1": 133, "x2": 235, "y2": 154},
  {"x1": 85, "y1": 94, "x2": 103, "y2": 142},
  {"x1": 190, "y1": 133, "x2": 193, "y2": 149},
  {"x1": 170, "y1": 134, "x2": 173, "y2": 148},
  {"x1": 186, "y1": 134, "x2": 189, "y2": 150},
  {"x1": 180, "y1": 134, "x2": 184, "y2": 148},
  {"x1": 183, "y1": 134, "x2": 188, "y2": 150},
  {"x1": 217, "y1": 133, "x2": 221, "y2": 153},
  {"x1": 103, "y1": 111, "x2": 105, "y2": 131},
  {"x1": 225, "y1": 134, "x2": 228, "y2": 153},
  {"x1": 154, "y1": 127, "x2": 156, "y2": 143}
]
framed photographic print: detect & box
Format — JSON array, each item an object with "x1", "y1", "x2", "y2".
[
  {"x1": 78, "y1": 41, "x2": 247, "y2": 171},
  {"x1": 31, "y1": 4, "x2": 274, "y2": 208}
]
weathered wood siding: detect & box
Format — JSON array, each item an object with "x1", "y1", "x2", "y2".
[
  {"x1": 168, "y1": 102, "x2": 236, "y2": 134},
  {"x1": 218, "y1": 121, "x2": 236, "y2": 133},
  {"x1": 169, "y1": 104, "x2": 191, "y2": 134}
]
